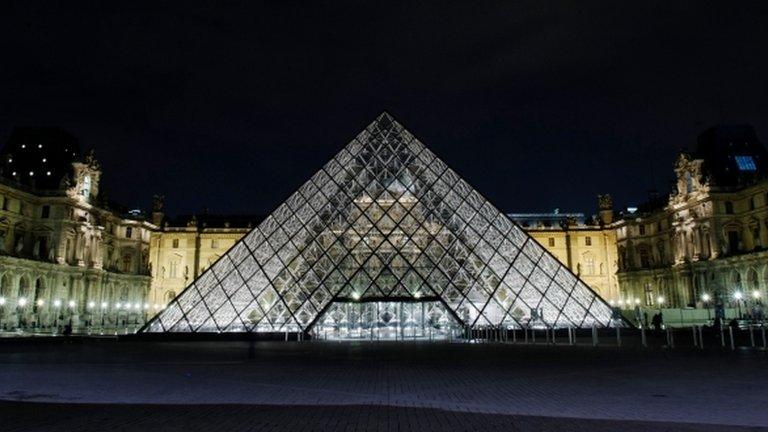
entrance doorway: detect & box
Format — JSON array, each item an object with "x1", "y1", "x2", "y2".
[{"x1": 311, "y1": 300, "x2": 460, "y2": 341}]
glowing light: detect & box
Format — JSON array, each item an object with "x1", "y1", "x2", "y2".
[
  {"x1": 88, "y1": 301, "x2": 96, "y2": 309},
  {"x1": 17, "y1": 298, "x2": 27, "y2": 307},
  {"x1": 656, "y1": 296, "x2": 665, "y2": 305},
  {"x1": 734, "y1": 291, "x2": 743, "y2": 301},
  {"x1": 68, "y1": 300, "x2": 76, "y2": 308},
  {"x1": 36, "y1": 299, "x2": 44, "y2": 307},
  {"x1": 634, "y1": 298, "x2": 641, "y2": 305},
  {"x1": 28, "y1": 171, "x2": 34, "y2": 176},
  {"x1": 352, "y1": 292, "x2": 360, "y2": 300},
  {"x1": 101, "y1": 302, "x2": 108, "y2": 309},
  {"x1": 116, "y1": 302, "x2": 122, "y2": 309},
  {"x1": 0, "y1": 297, "x2": 6, "y2": 306},
  {"x1": 701, "y1": 293, "x2": 711, "y2": 302},
  {"x1": 752, "y1": 290, "x2": 761, "y2": 299},
  {"x1": 53, "y1": 299, "x2": 61, "y2": 307}
]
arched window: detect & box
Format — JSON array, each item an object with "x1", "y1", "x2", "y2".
[
  {"x1": 80, "y1": 175, "x2": 91, "y2": 197},
  {"x1": 582, "y1": 252, "x2": 595, "y2": 275},
  {"x1": 731, "y1": 270, "x2": 742, "y2": 294},
  {"x1": 747, "y1": 268, "x2": 759, "y2": 294},
  {"x1": 18, "y1": 276, "x2": 31, "y2": 302},
  {"x1": 0, "y1": 274, "x2": 10, "y2": 299},
  {"x1": 33, "y1": 278, "x2": 45, "y2": 312}
]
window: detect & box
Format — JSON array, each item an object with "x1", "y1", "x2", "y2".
[
  {"x1": 172, "y1": 239, "x2": 179, "y2": 248},
  {"x1": 122, "y1": 254, "x2": 132, "y2": 273},
  {"x1": 548, "y1": 237, "x2": 555, "y2": 247},
  {"x1": 750, "y1": 196, "x2": 756, "y2": 211},
  {"x1": 41, "y1": 205, "x2": 50, "y2": 219},
  {"x1": 585, "y1": 236, "x2": 592, "y2": 246},
  {"x1": 125, "y1": 227, "x2": 133, "y2": 238},
  {"x1": 211, "y1": 239, "x2": 219, "y2": 249},
  {"x1": 735, "y1": 155, "x2": 757, "y2": 171},
  {"x1": 169, "y1": 260, "x2": 179, "y2": 278},
  {"x1": 644, "y1": 283, "x2": 654, "y2": 306},
  {"x1": 80, "y1": 175, "x2": 91, "y2": 197},
  {"x1": 727, "y1": 230, "x2": 740, "y2": 254},
  {"x1": 724, "y1": 201, "x2": 734, "y2": 214},
  {"x1": 638, "y1": 247, "x2": 652, "y2": 268},
  {"x1": 638, "y1": 225, "x2": 646, "y2": 235},
  {"x1": 685, "y1": 171, "x2": 694, "y2": 193},
  {"x1": 583, "y1": 253, "x2": 595, "y2": 275}
]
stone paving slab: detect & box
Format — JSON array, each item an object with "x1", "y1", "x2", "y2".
[
  {"x1": 1, "y1": 341, "x2": 767, "y2": 430},
  {"x1": 2, "y1": 402, "x2": 766, "y2": 432}
]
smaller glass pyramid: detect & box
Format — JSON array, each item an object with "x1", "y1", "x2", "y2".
[{"x1": 142, "y1": 113, "x2": 620, "y2": 334}]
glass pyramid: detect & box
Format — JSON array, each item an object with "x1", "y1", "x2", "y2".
[{"x1": 142, "y1": 113, "x2": 618, "y2": 334}]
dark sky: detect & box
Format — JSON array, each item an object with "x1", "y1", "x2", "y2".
[{"x1": 1, "y1": 1, "x2": 767, "y2": 217}]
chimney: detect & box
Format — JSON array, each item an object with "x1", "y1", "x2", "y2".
[
  {"x1": 597, "y1": 194, "x2": 614, "y2": 225},
  {"x1": 151, "y1": 194, "x2": 165, "y2": 227}
]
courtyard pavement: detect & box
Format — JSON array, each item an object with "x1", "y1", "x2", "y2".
[{"x1": 0, "y1": 340, "x2": 766, "y2": 431}]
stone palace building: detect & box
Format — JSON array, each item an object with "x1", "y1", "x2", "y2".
[
  {"x1": 0, "y1": 128, "x2": 154, "y2": 331},
  {"x1": 1, "y1": 123, "x2": 766, "y2": 332}
]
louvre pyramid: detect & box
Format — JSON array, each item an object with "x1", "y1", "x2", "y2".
[{"x1": 143, "y1": 113, "x2": 618, "y2": 333}]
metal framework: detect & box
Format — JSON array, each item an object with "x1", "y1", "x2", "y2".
[{"x1": 142, "y1": 113, "x2": 618, "y2": 334}]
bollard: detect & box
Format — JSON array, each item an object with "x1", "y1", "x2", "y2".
[
  {"x1": 641, "y1": 325, "x2": 647, "y2": 348},
  {"x1": 729, "y1": 326, "x2": 735, "y2": 351},
  {"x1": 698, "y1": 326, "x2": 704, "y2": 350},
  {"x1": 525, "y1": 327, "x2": 529, "y2": 344},
  {"x1": 285, "y1": 330, "x2": 289, "y2": 342},
  {"x1": 532, "y1": 328, "x2": 536, "y2": 344},
  {"x1": 591, "y1": 325, "x2": 598, "y2": 347},
  {"x1": 692, "y1": 326, "x2": 698, "y2": 348},
  {"x1": 762, "y1": 325, "x2": 767, "y2": 349},
  {"x1": 720, "y1": 325, "x2": 725, "y2": 348},
  {"x1": 616, "y1": 326, "x2": 621, "y2": 347},
  {"x1": 552, "y1": 327, "x2": 556, "y2": 345},
  {"x1": 512, "y1": 328, "x2": 517, "y2": 344},
  {"x1": 665, "y1": 327, "x2": 674, "y2": 349},
  {"x1": 750, "y1": 325, "x2": 755, "y2": 348}
]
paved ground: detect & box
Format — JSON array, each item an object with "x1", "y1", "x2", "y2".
[{"x1": 0, "y1": 340, "x2": 767, "y2": 431}]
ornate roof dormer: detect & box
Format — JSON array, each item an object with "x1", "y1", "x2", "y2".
[
  {"x1": 670, "y1": 152, "x2": 708, "y2": 204},
  {"x1": 67, "y1": 149, "x2": 102, "y2": 203}
]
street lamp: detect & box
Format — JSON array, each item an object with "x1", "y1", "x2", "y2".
[
  {"x1": 656, "y1": 295, "x2": 665, "y2": 314},
  {"x1": 733, "y1": 291, "x2": 744, "y2": 318},
  {"x1": 702, "y1": 293, "x2": 711, "y2": 321},
  {"x1": 17, "y1": 298, "x2": 27, "y2": 331},
  {"x1": 53, "y1": 299, "x2": 61, "y2": 331},
  {"x1": 67, "y1": 300, "x2": 76, "y2": 326},
  {"x1": 0, "y1": 297, "x2": 5, "y2": 330}
]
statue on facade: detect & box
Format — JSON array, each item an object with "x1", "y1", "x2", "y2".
[
  {"x1": 0, "y1": 230, "x2": 6, "y2": 253},
  {"x1": 15, "y1": 237, "x2": 24, "y2": 255},
  {"x1": 84, "y1": 149, "x2": 101, "y2": 170},
  {"x1": 33, "y1": 238, "x2": 41, "y2": 259},
  {"x1": 48, "y1": 241, "x2": 56, "y2": 262}
]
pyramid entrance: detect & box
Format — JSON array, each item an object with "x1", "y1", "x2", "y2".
[
  {"x1": 312, "y1": 300, "x2": 459, "y2": 340},
  {"x1": 142, "y1": 113, "x2": 620, "y2": 335}
]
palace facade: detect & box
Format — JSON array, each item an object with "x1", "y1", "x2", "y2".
[
  {"x1": 0, "y1": 128, "x2": 154, "y2": 331},
  {"x1": 3, "y1": 122, "x2": 766, "y2": 332},
  {"x1": 615, "y1": 125, "x2": 768, "y2": 311}
]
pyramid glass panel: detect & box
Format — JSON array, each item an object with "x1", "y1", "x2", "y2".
[{"x1": 141, "y1": 113, "x2": 622, "y2": 336}]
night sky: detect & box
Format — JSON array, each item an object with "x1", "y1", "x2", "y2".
[{"x1": 1, "y1": 1, "x2": 767, "y2": 217}]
